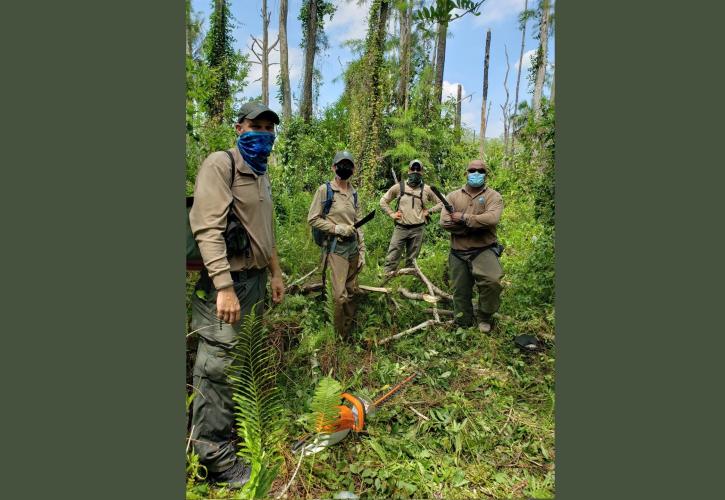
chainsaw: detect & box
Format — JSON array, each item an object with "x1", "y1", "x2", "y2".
[{"x1": 291, "y1": 372, "x2": 418, "y2": 455}]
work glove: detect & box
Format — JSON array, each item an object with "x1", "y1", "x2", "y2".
[{"x1": 334, "y1": 224, "x2": 356, "y2": 237}]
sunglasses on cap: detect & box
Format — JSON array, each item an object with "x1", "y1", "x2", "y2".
[
  {"x1": 467, "y1": 168, "x2": 486, "y2": 174},
  {"x1": 409, "y1": 163, "x2": 422, "y2": 172}
]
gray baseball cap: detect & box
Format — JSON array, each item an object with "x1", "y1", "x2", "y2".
[
  {"x1": 237, "y1": 102, "x2": 280, "y2": 124},
  {"x1": 409, "y1": 159, "x2": 423, "y2": 169},
  {"x1": 333, "y1": 150, "x2": 355, "y2": 166}
]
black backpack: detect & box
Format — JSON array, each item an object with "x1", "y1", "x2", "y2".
[
  {"x1": 186, "y1": 150, "x2": 250, "y2": 270},
  {"x1": 396, "y1": 180, "x2": 425, "y2": 210},
  {"x1": 312, "y1": 181, "x2": 359, "y2": 247}
]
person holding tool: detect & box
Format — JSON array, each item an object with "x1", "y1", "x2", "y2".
[
  {"x1": 439, "y1": 159, "x2": 504, "y2": 333},
  {"x1": 188, "y1": 102, "x2": 286, "y2": 488},
  {"x1": 379, "y1": 159, "x2": 443, "y2": 274},
  {"x1": 308, "y1": 151, "x2": 374, "y2": 340}
]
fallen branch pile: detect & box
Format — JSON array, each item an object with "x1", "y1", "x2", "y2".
[{"x1": 287, "y1": 260, "x2": 455, "y2": 345}]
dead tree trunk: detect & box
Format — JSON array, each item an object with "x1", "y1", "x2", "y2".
[
  {"x1": 301, "y1": 0, "x2": 318, "y2": 122},
  {"x1": 479, "y1": 29, "x2": 491, "y2": 159},
  {"x1": 434, "y1": 19, "x2": 448, "y2": 104},
  {"x1": 510, "y1": 0, "x2": 529, "y2": 158},
  {"x1": 250, "y1": 0, "x2": 280, "y2": 107},
  {"x1": 532, "y1": 0, "x2": 550, "y2": 119},
  {"x1": 501, "y1": 44, "x2": 511, "y2": 156},
  {"x1": 279, "y1": 0, "x2": 292, "y2": 120},
  {"x1": 398, "y1": 1, "x2": 412, "y2": 110}
]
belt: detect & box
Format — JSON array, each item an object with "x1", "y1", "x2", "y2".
[
  {"x1": 230, "y1": 267, "x2": 265, "y2": 282},
  {"x1": 395, "y1": 222, "x2": 425, "y2": 229}
]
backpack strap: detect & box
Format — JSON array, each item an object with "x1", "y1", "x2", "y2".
[
  {"x1": 353, "y1": 190, "x2": 358, "y2": 210},
  {"x1": 322, "y1": 181, "x2": 335, "y2": 217},
  {"x1": 224, "y1": 150, "x2": 235, "y2": 185},
  {"x1": 396, "y1": 180, "x2": 405, "y2": 210}
]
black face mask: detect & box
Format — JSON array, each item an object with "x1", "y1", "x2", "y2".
[
  {"x1": 335, "y1": 162, "x2": 354, "y2": 180},
  {"x1": 407, "y1": 172, "x2": 423, "y2": 186}
]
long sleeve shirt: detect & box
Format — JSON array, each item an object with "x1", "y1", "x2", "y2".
[
  {"x1": 189, "y1": 148, "x2": 275, "y2": 290},
  {"x1": 439, "y1": 185, "x2": 504, "y2": 251},
  {"x1": 379, "y1": 182, "x2": 443, "y2": 226},
  {"x1": 307, "y1": 180, "x2": 365, "y2": 256}
]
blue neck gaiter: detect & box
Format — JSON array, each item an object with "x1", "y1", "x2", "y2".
[{"x1": 237, "y1": 131, "x2": 275, "y2": 175}]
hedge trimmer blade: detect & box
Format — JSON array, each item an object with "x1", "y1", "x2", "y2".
[{"x1": 372, "y1": 372, "x2": 418, "y2": 408}]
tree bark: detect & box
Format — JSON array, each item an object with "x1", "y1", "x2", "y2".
[
  {"x1": 261, "y1": 0, "x2": 270, "y2": 106},
  {"x1": 479, "y1": 29, "x2": 491, "y2": 159},
  {"x1": 398, "y1": 1, "x2": 412, "y2": 110},
  {"x1": 501, "y1": 44, "x2": 511, "y2": 154},
  {"x1": 279, "y1": 0, "x2": 292, "y2": 119},
  {"x1": 434, "y1": 19, "x2": 448, "y2": 104},
  {"x1": 510, "y1": 0, "x2": 528, "y2": 158},
  {"x1": 301, "y1": 0, "x2": 318, "y2": 122},
  {"x1": 532, "y1": 0, "x2": 550, "y2": 119}
]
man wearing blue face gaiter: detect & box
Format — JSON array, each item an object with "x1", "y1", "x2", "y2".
[
  {"x1": 440, "y1": 160, "x2": 505, "y2": 334},
  {"x1": 188, "y1": 102, "x2": 286, "y2": 488}
]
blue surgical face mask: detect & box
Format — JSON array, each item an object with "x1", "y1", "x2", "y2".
[
  {"x1": 467, "y1": 172, "x2": 485, "y2": 188},
  {"x1": 237, "y1": 131, "x2": 275, "y2": 175}
]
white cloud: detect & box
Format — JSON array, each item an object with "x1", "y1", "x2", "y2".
[
  {"x1": 515, "y1": 48, "x2": 536, "y2": 71},
  {"x1": 474, "y1": 0, "x2": 527, "y2": 26},
  {"x1": 442, "y1": 80, "x2": 465, "y2": 101},
  {"x1": 326, "y1": 0, "x2": 370, "y2": 44}
]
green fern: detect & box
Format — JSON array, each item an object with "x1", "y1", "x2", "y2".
[
  {"x1": 228, "y1": 311, "x2": 284, "y2": 499},
  {"x1": 306, "y1": 377, "x2": 343, "y2": 434}
]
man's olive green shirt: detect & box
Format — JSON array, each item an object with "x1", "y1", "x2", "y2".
[
  {"x1": 307, "y1": 180, "x2": 365, "y2": 256},
  {"x1": 189, "y1": 147, "x2": 275, "y2": 290},
  {"x1": 440, "y1": 185, "x2": 504, "y2": 250},
  {"x1": 379, "y1": 182, "x2": 443, "y2": 226}
]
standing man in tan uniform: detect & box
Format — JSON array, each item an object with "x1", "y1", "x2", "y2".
[
  {"x1": 188, "y1": 102, "x2": 285, "y2": 488},
  {"x1": 308, "y1": 151, "x2": 365, "y2": 339},
  {"x1": 440, "y1": 159, "x2": 504, "y2": 333},
  {"x1": 379, "y1": 159, "x2": 443, "y2": 274}
]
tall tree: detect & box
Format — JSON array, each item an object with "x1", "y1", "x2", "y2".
[
  {"x1": 204, "y1": 0, "x2": 236, "y2": 123},
  {"x1": 509, "y1": 0, "x2": 531, "y2": 157},
  {"x1": 532, "y1": 0, "x2": 550, "y2": 119},
  {"x1": 348, "y1": 0, "x2": 390, "y2": 191},
  {"x1": 300, "y1": 0, "x2": 318, "y2": 122},
  {"x1": 299, "y1": 0, "x2": 336, "y2": 122},
  {"x1": 415, "y1": 1, "x2": 485, "y2": 105},
  {"x1": 250, "y1": 0, "x2": 279, "y2": 106},
  {"x1": 500, "y1": 44, "x2": 511, "y2": 154},
  {"x1": 278, "y1": 0, "x2": 292, "y2": 120},
  {"x1": 479, "y1": 28, "x2": 491, "y2": 158},
  {"x1": 398, "y1": 1, "x2": 413, "y2": 110}
]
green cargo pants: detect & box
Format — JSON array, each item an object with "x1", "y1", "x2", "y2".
[
  {"x1": 190, "y1": 268, "x2": 267, "y2": 473},
  {"x1": 326, "y1": 249, "x2": 360, "y2": 339},
  {"x1": 383, "y1": 225, "x2": 425, "y2": 273},
  {"x1": 448, "y1": 248, "x2": 503, "y2": 327}
]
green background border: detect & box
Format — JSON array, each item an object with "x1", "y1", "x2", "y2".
[
  {"x1": 2, "y1": 0, "x2": 723, "y2": 498},
  {"x1": 1, "y1": 1, "x2": 185, "y2": 498}
]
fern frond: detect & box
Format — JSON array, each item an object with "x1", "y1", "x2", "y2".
[
  {"x1": 306, "y1": 377, "x2": 343, "y2": 434},
  {"x1": 228, "y1": 310, "x2": 285, "y2": 498}
]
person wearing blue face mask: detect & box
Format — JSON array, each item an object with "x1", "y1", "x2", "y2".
[
  {"x1": 440, "y1": 160, "x2": 505, "y2": 334},
  {"x1": 188, "y1": 102, "x2": 286, "y2": 489}
]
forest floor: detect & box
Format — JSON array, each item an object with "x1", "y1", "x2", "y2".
[{"x1": 186, "y1": 268, "x2": 555, "y2": 499}]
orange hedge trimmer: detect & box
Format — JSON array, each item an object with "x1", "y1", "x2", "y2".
[{"x1": 291, "y1": 372, "x2": 418, "y2": 455}]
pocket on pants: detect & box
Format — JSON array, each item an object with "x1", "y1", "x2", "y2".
[{"x1": 195, "y1": 342, "x2": 232, "y2": 383}]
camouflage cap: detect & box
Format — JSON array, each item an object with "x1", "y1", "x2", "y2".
[
  {"x1": 237, "y1": 101, "x2": 280, "y2": 124},
  {"x1": 333, "y1": 150, "x2": 355, "y2": 166}
]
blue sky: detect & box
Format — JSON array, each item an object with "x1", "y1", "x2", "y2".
[{"x1": 190, "y1": 0, "x2": 555, "y2": 138}]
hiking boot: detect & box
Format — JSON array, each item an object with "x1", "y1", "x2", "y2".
[
  {"x1": 478, "y1": 321, "x2": 492, "y2": 333},
  {"x1": 209, "y1": 460, "x2": 251, "y2": 489}
]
